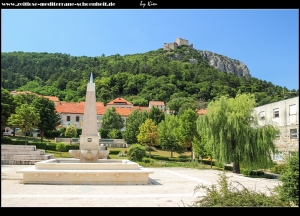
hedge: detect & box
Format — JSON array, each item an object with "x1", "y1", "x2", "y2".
[
  {"x1": 109, "y1": 150, "x2": 121, "y2": 155},
  {"x1": 1, "y1": 137, "x2": 80, "y2": 152},
  {"x1": 240, "y1": 168, "x2": 265, "y2": 176}
]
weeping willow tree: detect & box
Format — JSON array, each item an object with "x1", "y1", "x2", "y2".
[{"x1": 198, "y1": 93, "x2": 278, "y2": 174}]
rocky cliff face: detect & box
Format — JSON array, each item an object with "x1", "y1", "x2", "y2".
[{"x1": 198, "y1": 50, "x2": 251, "y2": 78}]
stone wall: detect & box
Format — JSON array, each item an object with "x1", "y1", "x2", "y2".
[
  {"x1": 163, "y1": 42, "x2": 178, "y2": 51},
  {"x1": 274, "y1": 124, "x2": 299, "y2": 161},
  {"x1": 176, "y1": 37, "x2": 189, "y2": 46},
  {"x1": 163, "y1": 37, "x2": 189, "y2": 51}
]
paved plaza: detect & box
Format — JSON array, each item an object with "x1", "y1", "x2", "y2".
[{"x1": 1, "y1": 165, "x2": 280, "y2": 207}]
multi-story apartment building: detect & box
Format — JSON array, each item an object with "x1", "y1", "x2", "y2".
[{"x1": 253, "y1": 96, "x2": 299, "y2": 162}]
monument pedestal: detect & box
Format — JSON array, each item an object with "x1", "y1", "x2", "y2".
[{"x1": 79, "y1": 135, "x2": 100, "y2": 163}]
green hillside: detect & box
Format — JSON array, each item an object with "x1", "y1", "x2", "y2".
[{"x1": 1, "y1": 46, "x2": 298, "y2": 106}]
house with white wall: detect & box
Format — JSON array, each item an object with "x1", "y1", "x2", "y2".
[
  {"x1": 253, "y1": 96, "x2": 299, "y2": 162},
  {"x1": 55, "y1": 98, "x2": 149, "y2": 131},
  {"x1": 149, "y1": 101, "x2": 166, "y2": 112}
]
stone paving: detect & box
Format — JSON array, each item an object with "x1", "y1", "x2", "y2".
[{"x1": 1, "y1": 165, "x2": 280, "y2": 207}]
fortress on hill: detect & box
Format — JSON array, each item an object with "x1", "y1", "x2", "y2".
[{"x1": 163, "y1": 37, "x2": 194, "y2": 51}]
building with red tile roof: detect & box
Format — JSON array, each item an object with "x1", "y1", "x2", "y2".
[
  {"x1": 149, "y1": 101, "x2": 166, "y2": 111},
  {"x1": 107, "y1": 97, "x2": 133, "y2": 108},
  {"x1": 55, "y1": 99, "x2": 149, "y2": 130}
]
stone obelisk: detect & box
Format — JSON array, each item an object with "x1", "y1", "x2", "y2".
[{"x1": 79, "y1": 73, "x2": 100, "y2": 162}]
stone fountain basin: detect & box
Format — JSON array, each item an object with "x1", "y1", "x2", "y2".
[
  {"x1": 34, "y1": 158, "x2": 140, "y2": 170},
  {"x1": 16, "y1": 158, "x2": 154, "y2": 185}
]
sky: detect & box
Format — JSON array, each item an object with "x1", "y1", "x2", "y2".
[{"x1": 1, "y1": 9, "x2": 299, "y2": 91}]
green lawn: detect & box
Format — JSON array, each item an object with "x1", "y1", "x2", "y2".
[{"x1": 3, "y1": 136, "x2": 277, "y2": 178}]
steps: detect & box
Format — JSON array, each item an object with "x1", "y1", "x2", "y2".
[{"x1": 1, "y1": 145, "x2": 54, "y2": 165}]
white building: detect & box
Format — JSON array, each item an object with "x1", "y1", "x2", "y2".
[
  {"x1": 253, "y1": 96, "x2": 299, "y2": 162},
  {"x1": 149, "y1": 101, "x2": 166, "y2": 112}
]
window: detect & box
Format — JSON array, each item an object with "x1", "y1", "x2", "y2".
[
  {"x1": 273, "y1": 108, "x2": 279, "y2": 118},
  {"x1": 273, "y1": 152, "x2": 282, "y2": 160},
  {"x1": 259, "y1": 111, "x2": 265, "y2": 120},
  {"x1": 289, "y1": 104, "x2": 296, "y2": 115},
  {"x1": 67, "y1": 116, "x2": 70, "y2": 121},
  {"x1": 275, "y1": 132, "x2": 280, "y2": 139},
  {"x1": 76, "y1": 116, "x2": 80, "y2": 122},
  {"x1": 290, "y1": 129, "x2": 297, "y2": 139}
]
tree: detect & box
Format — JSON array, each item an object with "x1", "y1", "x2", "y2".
[
  {"x1": 198, "y1": 93, "x2": 278, "y2": 174},
  {"x1": 178, "y1": 108, "x2": 199, "y2": 159},
  {"x1": 166, "y1": 97, "x2": 184, "y2": 115},
  {"x1": 177, "y1": 98, "x2": 199, "y2": 116},
  {"x1": 1, "y1": 88, "x2": 16, "y2": 137},
  {"x1": 193, "y1": 117, "x2": 213, "y2": 168},
  {"x1": 149, "y1": 106, "x2": 165, "y2": 125},
  {"x1": 12, "y1": 93, "x2": 40, "y2": 137},
  {"x1": 276, "y1": 151, "x2": 299, "y2": 206},
  {"x1": 13, "y1": 93, "x2": 39, "y2": 107},
  {"x1": 101, "y1": 107, "x2": 124, "y2": 130},
  {"x1": 137, "y1": 119, "x2": 159, "y2": 158},
  {"x1": 123, "y1": 109, "x2": 149, "y2": 144},
  {"x1": 158, "y1": 115, "x2": 184, "y2": 157},
  {"x1": 167, "y1": 97, "x2": 198, "y2": 116},
  {"x1": 65, "y1": 125, "x2": 77, "y2": 138},
  {"x1": 7, "y1": 104, "x2": 40, "y2": 144},
  {"x1": 108, "y1": 128, "x2": 122, "y2": 139},
  {"x1": 32, "y1": 97, "x2": 60, "y2": 142}
]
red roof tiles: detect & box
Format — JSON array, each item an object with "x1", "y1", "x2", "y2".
[
  {"x1": 107, "y1": 98, "x2": 132, "y2": 105},
  {"x1": 197, "y1": 109, "x2": 207, "y2": 115}
]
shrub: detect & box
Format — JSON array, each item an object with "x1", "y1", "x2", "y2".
[
  {"x1": 65, "y1": 125, "x2": 77, "y2": 138},
  {"x1": 65, "y1": 144, "x2": 79, "y2": 151},
  {"x1": 189, "y1": 171, "x2": 291, "y2": 207},
  {"x1": 59, "y1": 127, "x2": 66, "y2": 136},
  {"x1": 142, "y1": 158, "x2": 156, "y2": 164},
  {"x1": 276, "y1": 151, "x2": 299, "y2": 206},
  {"x1": 1, "y1": 136, "x2": 13, "y2": 144},
  {"x1": 178, "y1": 155, "x2": 189, "y2": 159},
  {"x1": 127, "y1": 144, "x2": 146, "y2": 162},
  {"x1": 270, "y1": 163, "x2": 288, "y2": 174},
  {"x1": 200, "y1": 159, "x2": 215, "y2": 166},
  {"x1": 44, "y1": 130, "x2": 61, "y2": 138},
  {"x1": 109, "y1": 150, "x2": 121, "y2": 155},
  {"x1": 224, "y1": 165, "x2": 233, "y2": 171},
  {"x1": 56, "y1": 142, "x2": 66, "y2": 157},
  {"x1": 76, "y1": 128, "x2": 82, "y2": 138},
  {"x1": 240, "y1": 169, "x2": 251, "y2": 176}
]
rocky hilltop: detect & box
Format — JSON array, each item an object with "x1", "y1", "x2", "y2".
[{"x1": 198, "y1": 50, "x2": 251, "y2": 78}]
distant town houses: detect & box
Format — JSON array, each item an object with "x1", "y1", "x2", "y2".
[
  {"x1": 7, "y1": 91, "x2": 298, "y2": 163},
  {"x1": 9, "y1": 91, "x2": 166, "y2": 130}
]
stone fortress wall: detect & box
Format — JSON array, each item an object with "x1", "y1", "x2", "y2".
[{"x1": 163, "y1": 37, "x2": 193, "y2": 51}]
